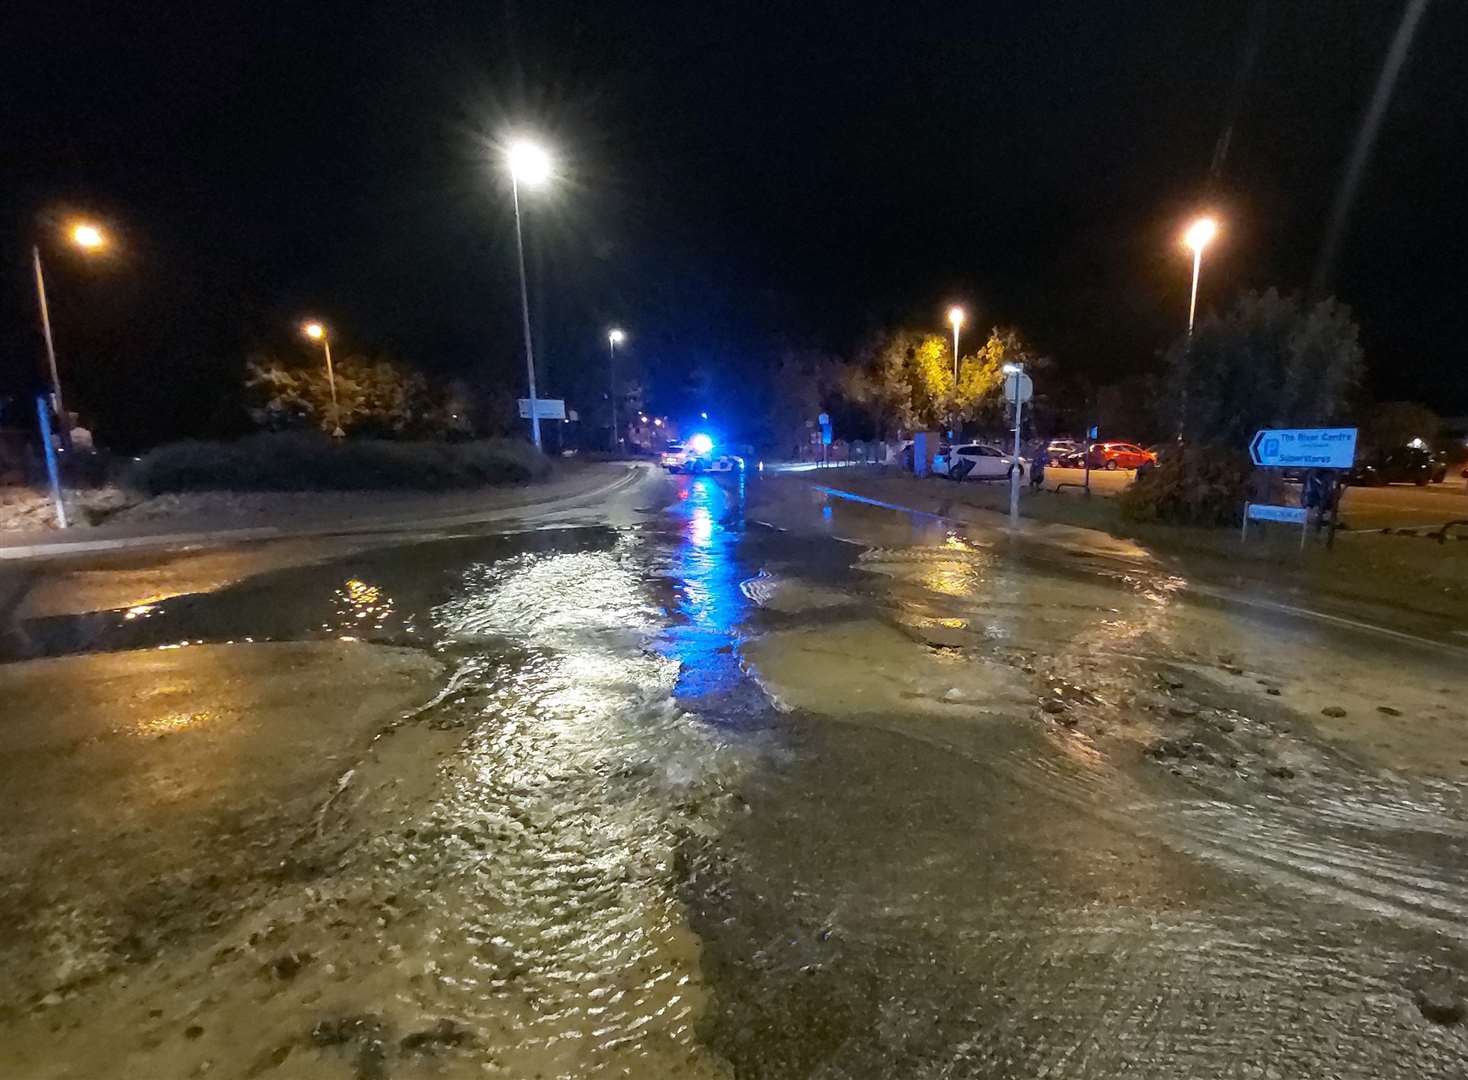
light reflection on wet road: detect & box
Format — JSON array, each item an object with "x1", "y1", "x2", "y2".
[{"x1": 2, "y1": 467, "x2": 1468, "y2": 1077}]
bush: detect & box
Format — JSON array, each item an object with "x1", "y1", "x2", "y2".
[
  {"x1": 124, "y1": 433, "x2": 549, "y2": 495},
  {"x1": 1119, "y1": 447, "x2": 1253, "y2": 527}
]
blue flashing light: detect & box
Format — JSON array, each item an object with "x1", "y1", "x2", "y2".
[{"x1": 688, "y1": 433, "x2": 714, "y2": 455}]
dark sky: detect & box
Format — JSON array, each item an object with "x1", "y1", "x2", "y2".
[{"x1": 3, "y1": 1, "x2": 1465, "y2": 446}]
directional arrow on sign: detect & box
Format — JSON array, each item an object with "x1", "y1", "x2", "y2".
[{"x1": 1249, "y1": 427, "x2": 1357, "y2": 469}]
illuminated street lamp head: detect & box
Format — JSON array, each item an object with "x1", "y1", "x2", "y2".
[
  {"x1": 302, "y1": 321, "x2": 325, "y2": 341},
  {"x1": 70, "y1": 222, "x2": 106, "y2": 250},
  {"x1": 1184, "y1": 216, "x2": 1219, "y2": 253},
  {"x1": 1002, "y1": 362, "x2": 1022, "y2": 375},
  {"x1": 947, "y1": 305, "x2": 965, "y2": 329},
  {"x1": 608, "y1": 328, "x2": 625, "y2": 346},
  {"x1": 506, "y1": 140, "x2": 552, "y2": 187}
]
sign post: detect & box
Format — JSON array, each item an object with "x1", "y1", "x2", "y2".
[
  {"x1": 1243, "y1": 427, "x2": 1357, "y2": 550},
  {"x1": 1004, "y1": 368, "x2": 1033, "y2": 527},
  {"x1": 35, "y1": 395, "x2": 67, "y2": 529},
  {"x1": 517, "y1": 398, "x2": 567, "y2": 421}
]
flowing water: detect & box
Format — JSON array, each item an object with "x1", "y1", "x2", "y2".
[{"x1": 2, "y1": 471, "x2": 1467, "y2": 1077}]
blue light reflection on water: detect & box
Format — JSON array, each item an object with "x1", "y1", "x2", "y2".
[{"x1": 660, "y1": 474, "x2": 752, "y2": 704}]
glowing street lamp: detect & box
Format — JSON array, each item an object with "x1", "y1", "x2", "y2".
[
  {"x1": 1183, "y1": 215, "x2": 1219, "y2": 335},
  {"x1": 947, "y1": 306, "x2": 965, "y2": 382},
  {"x1": 505, "y1": 137, "x2": 554, "y2": 450},
  {"x1": 607, "y1": 328, "x2": 625, "y2": 452},
  {"x1": 301, "y1": 321, "x2": 345, "y2": 437},
  {"x1": 32, "y1": 219, "x2": 111, "y2": 439},
  {"x1": 70, "y1": 222, "x2": 106, "y2": 250}
]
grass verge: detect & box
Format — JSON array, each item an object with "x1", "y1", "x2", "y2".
[
  {"x1": 124, "y1": 433, "x2": 550, "y2": 495},
  {"x1": 807, "y1": 467, "x2": 1468, "y2": 626}
]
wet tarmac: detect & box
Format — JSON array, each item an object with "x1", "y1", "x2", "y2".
[{"x1": 2, "y1": 469, "x2": 1467, "y2": 1077}]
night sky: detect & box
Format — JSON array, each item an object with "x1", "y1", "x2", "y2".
[{"x1": 3, "y1": 1, "x2": 1465, "y2": 448}]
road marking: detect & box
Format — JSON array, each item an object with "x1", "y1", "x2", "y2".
[
  {"x1": 1184, "y1": 584, "x2": 1467, "y2": 656},
  {"x1": 812, "y1": 486, "x2": 950, "y2": 521}
]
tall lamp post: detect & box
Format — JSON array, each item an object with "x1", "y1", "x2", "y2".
[
  {"x1": 607, "y1": 328, "x2": 625, "y2": 452},
  {"x1": 1179, "y1": 215, "x2": 1219, "y2": 437},
  {"x1": 505, "y1": 139, "x2": 553, "y2": 451},
  {"x1": 32, "y1": 220, "x2": 108, "y2": 439},
  {"x1": 1183, "y1": 216, "x2": 1218, "y2": 336},
  {"x1": 947, "y1": 305, "x2": 965, "y2": 438},
  {"x1": 302, "y1": 321, "x2": 345, "y2": 438},
  {"x1": 947, "y1": 306, "x2": 965, "y2": 381}
]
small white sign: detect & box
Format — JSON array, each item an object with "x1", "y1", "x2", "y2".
[
  {"x1": 1249, "y1": 427, "x2": 1357, "y2": 470},
  {"x1": 1246, "y1": 503, "x2": 1308, "y2": 525},
  {"x1": 1004, "y1": 370, "x2": 1033, "y2": 405},
  {"x1": 517, "y1": 398, "x2": 566, "y2": 420}
]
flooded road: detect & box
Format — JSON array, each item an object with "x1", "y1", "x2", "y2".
[{"x1": 2, "y1": 468, "x2": 1468, "y2": 1077}]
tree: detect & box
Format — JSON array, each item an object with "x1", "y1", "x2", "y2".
[
  {"x1": 245, "y1": 352, "x2": 473, "y2": 439},
  {"x1": 1128, "y1": 289, "x2": 1366, "y2": 527},
  {"x1": 849, "y1": 330, "x2": 951, "y2": 433},
  {"x1": 845, "y1": 325, "x2": 1043, "y2": 436},
  {"x1": 957, "y1": 327, "x2": 1037, "y2": 428},
  {"x1": 1165, "y1": 288, "x2": 1364, "y2": 449},
  {"x1": 767, "y1": 351, "x2": 845, "y2": 455}
]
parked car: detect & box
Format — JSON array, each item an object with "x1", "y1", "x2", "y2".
[
  {"x1": 1430, "y1": 452, "x2": 1451, "y2": 483},
  {"x1": 933, "y1": 443, "x2": 1027, "y2": 481},
  {"x1": 1089, "y1": 442, "x2": 1156, "y2": 471},
  {"x1": 1044, "y1": 439, "x2": 1080, "y2": 467},
  {"x1": 1346, "y1": 445, "x2": 1442, "y2": 486}
]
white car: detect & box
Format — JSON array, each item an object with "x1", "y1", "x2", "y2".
[
  {"x1": 688, "y1": 454, "x2": 744, "y2": 474},
  {"x1": 933, "y1": 443, "x2": 1027, "y2": 481},
  {"x1": 659, "y1": 440, "x2": 692, "y2": 471}
]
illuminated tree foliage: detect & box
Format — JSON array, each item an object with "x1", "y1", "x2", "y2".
[
  {"x1": 849, "y1": 326, "x2": 1034, "y2": 434},
  {"x1": 246, "y1": 353, "x2": 472, "y2": 439}
]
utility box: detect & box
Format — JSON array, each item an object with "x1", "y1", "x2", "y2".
[{"x1": 912, "y1": 431, "x2": 939, "y2": 477}]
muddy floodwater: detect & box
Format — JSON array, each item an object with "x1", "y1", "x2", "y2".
[{"x1": 2, "y1": 469, "x2": 1468, "y2": 1077}]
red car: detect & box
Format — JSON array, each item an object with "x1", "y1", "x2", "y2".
[{"x1": 1090, "y1": 442, "x2": 1156, "y2": 471}]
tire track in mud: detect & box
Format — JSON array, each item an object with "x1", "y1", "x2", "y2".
[
  {"x1": 749, "y1": 547, "x2": 1468, "y2": 942},
  {"x1": 947, "y1": 688, "x2": 1468, "y2": 938}
]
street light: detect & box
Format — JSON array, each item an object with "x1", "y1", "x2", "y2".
[
  {"x1": 505, "y1": 137, "x2": 554, "y2": 450},
  {"x1": 70, "y1": 222, "x2": 106, "y2": 250},
  {"x1": 301, "y1": 321, "x2": 345, "y2": 437},
  {"x1": 946, "y1": 305, "x2": 966, "y2": 437},
  {"x1": 32, "y1": 219, "x2": 110, "y2": 440},
  {"x1": 947, "y1": 306, "x2": 965, "y2": 382},
  {"x1": 1183, "y1": 215, "x2": 1218, "y2": 335},
  {"x1": 607, "y1": 328, "x2": 625, "y2": 452}
]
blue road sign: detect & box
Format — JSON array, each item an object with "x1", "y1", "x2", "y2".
[{"x1": 1249, "y1": 427, "x2": 1356, "y2": 470}]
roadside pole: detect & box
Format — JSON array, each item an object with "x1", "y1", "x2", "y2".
[
  {"x1": 1005, "y1": 368, "x2": 1030, "y2": 527},
  {"x1": 1009, "y1": 393, "x2": 1023, "y2": 525},
  {"x1": 1083, "y1": 423, "x2": 1095, "y2": 495},
  {"x1": 36, "y1": 395, "x2": 67, "y2": 529},
  {"x1": 1243, "y1": 427, "x2": 1358, "y2": 552}
]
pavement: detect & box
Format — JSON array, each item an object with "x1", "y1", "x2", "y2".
[
  {"x1": 1041, "y1": 465, "x2": 1468, "y2": 530},
  {"x1": 3, "y1": 465, "x2": 1468, "y2": 1078}
]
